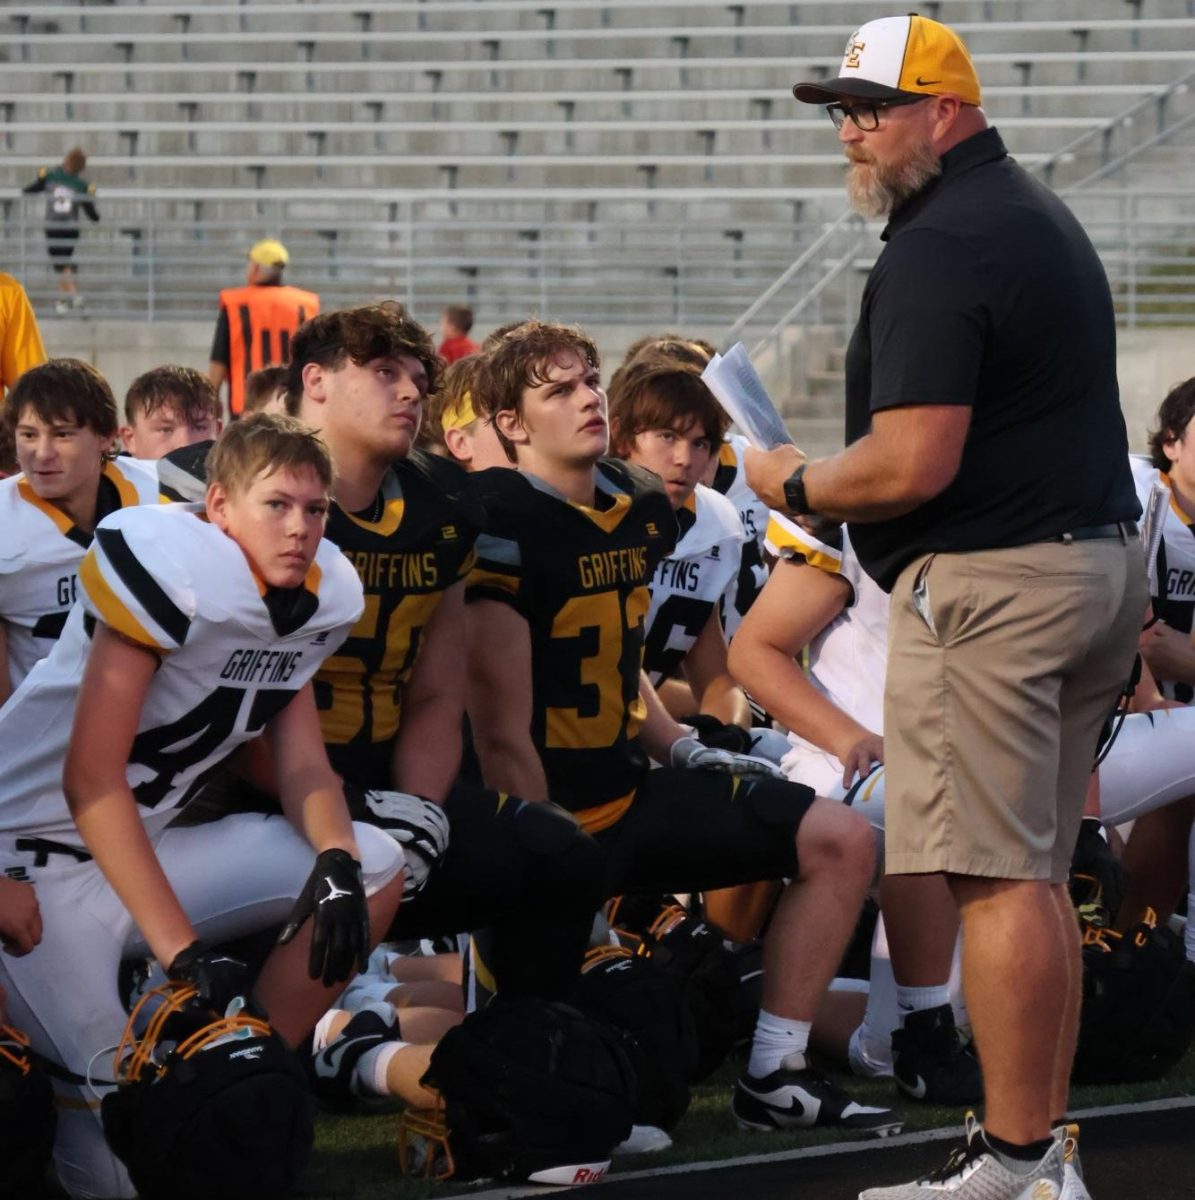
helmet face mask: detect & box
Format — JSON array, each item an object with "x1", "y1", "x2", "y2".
[
  {"x1": 102, "y1": 981, "x2": 314, "y2": 1200},
  {"x1": 397, "y1": 1099, "x2": 457, "y2": 1181}
]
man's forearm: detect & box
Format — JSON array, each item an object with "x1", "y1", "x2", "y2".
[{"x1": 804, "y1": 434, "x2": 930, "y2": 523}]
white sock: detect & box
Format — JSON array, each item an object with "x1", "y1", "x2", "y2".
[
  {"x1": 354, "y1": 1040, "x2": 407, "y2": 1097},
  {"x1": 895, "y1": 983, "x2": 951, "y2": 1022},
  {"x1": 747, "y1": 1009, "x2": 811, "y2": 1077},
  {"x1": 1185, "y1": 897, "x2": 1195, "y2": 964}
]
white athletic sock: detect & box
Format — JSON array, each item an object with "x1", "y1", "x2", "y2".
[
  {"x1": 895, "y1": 983, "x2": 951, "y2": 1022},
  {"x1": 1185, "y1": 894, "x2": 1195, "y2": 964},
  {"x1": 355, "y1": 1040, "x2": 407, "y2": 1097},
  {"x1": 747, "y1": 1010, "x2": 811, "y2": 1077}
]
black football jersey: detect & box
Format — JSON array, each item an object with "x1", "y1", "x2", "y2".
[
  {"x1": 316, "y1": 450, "x2": 483, "y2": 749},
  {"x1": 466, "y1": 459, "x2": 677, "y2": 830}
]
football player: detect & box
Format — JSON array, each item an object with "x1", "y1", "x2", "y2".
[
  {"x1": 119, "y1": 364, "x2": 223, "y2": 459},
  {"x1": 1117, "y1": 378, "x2": 1195, "y2": 931},
  {"x1": 282, "y1": 303, "x2": 605, "y2": 1006},
  {"x1": 465, "y1": 319, "x2": 898, "y2": 1136},
  {"x1": 0, "y1": 359, "x2": 160, "y2": 706},
  {"x1": 608, "y1": 350, "x2": 748, "y2": 726},
  {"x1": 421, "y1": 354, "x2": 509, "y2": 471},
  {"x1": 0, "y1": 414, "x2": 404, "y2": 1199}
]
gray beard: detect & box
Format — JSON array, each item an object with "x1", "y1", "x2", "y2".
[{"x1": 845, "y1": 142, "x2": 943, "y2": 218}]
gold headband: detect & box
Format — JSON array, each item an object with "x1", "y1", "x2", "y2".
[{"x1": 439, "y1": 390, "x2": 478, "y2": 432}]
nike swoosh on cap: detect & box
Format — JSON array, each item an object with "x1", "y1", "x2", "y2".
[{"x1": 916, "y1": 77, "x2": 942, "y2": 86}]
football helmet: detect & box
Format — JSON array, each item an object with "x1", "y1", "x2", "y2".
[
  {"x1": 1073, "y1": 909, "x2": 1195, "y2": 1084},
  {"x1": 101, "y1": 981, "x2": 314, "y2": 1200},
  {"x1": 574, "y1": 944, "x2": 697, "y2": 1130},
  {"x1": 397, "y1": 997, "x2": 635, "y2": 1185}
]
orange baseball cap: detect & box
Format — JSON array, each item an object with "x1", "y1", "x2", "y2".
[{"x1": 793, "y1": 14, "x2": 981, "y2": 107}]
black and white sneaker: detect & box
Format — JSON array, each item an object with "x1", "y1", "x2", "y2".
[
  {"x1": 311, "y1": 1002, "x2": 400, "y2": 1108},
  {"x1": 733, "y1": 1056, "x2": 902, "y2": 1137},
  {"x1": 892, "y1": 1004, "x2": 983, "y2": 1106}
]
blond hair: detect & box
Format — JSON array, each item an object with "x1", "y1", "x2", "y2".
[{"x1": 205, "y1": 412, "x2": 333, "y2": 496}]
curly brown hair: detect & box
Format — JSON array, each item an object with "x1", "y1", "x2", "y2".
[
  {"x1": 285, "y1": 301, "x2": 441, "y2": 414},
  {"x1": 472, "y1": 319, "x2": 600, "y2": 463}
]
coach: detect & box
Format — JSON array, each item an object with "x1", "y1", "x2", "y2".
[{"x1": 746, "y1": 14, "x2": 1145, "y2": 1198}]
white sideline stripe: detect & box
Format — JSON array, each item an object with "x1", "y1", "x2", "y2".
[{"x1": 460, "y1": 1094, "x2": 1195, "y2": 1198}]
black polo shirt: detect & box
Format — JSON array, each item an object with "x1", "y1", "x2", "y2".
[{"x1": 843, "y1": 127, "x2": 1140, "y2": 591}]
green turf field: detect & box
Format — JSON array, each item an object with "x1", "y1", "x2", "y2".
[{"x1": 300, "y1": 1049, "x2": 1195, "y2": 1199}]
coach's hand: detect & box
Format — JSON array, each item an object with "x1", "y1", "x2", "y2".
[
  {"x1": 279, "y1": 848, "x2": 371, "y2": 987},
  {"x1": 743, "y1": 444, "x2": 807, "y2": 513},
  {"x1": 360, "y1": 790, "x2": 449, "y2": 900},
  {"x1": 669, "y1": 734, "x2": 786, "y2": 780},
  {"x1": 168, "y1": 940, "x2": 251, "y2": 1014}
]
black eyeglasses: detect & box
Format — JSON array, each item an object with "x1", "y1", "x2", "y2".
[{"x1": 826, "y1": 95, "x2": 929, "y2": 132}]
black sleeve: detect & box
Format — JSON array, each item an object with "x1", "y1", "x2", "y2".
[
  {"x1": 81, "y1": 200, "x2": 99, "y2": 222},
  {"x1": 866, "y1": 228, "x2": 988, "y2": 414},
  {"x1": 22, "y1": 176, "x2": 46, "y2": 195},
  {"x1": 209, "y1": 308, "x2": 230, "y2": 366}
]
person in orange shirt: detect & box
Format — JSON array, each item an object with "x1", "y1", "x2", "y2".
[{"x1": 208, "y1": 238, "x2": 319, "y2": 420}]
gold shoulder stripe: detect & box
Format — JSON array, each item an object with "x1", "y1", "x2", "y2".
[
  {"x1": 456, "y1": 546, "x2": 479, "y2": 579},
  {"x1": 766, "y1": 515, "x2": 842, "y2": 574},
  {"x1": 78, "y1": 549, "x2": 164, "y2": 651},
  {"x1": 16, "y1": 478, "x2": 75, "y2": 537},
  {"x1": 104, "y1": 460, "x2": 143, "y2": 509}
]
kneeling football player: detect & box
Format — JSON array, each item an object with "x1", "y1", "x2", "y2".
[{"x1": 0, "y1": 414, "x2": 405, "y2": 1199}]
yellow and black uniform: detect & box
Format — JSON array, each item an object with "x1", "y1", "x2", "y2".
[
  {"x1": 210, "y1": 283, "x2": 320, "y2": 417},
  {"x1": 468, "y1": 460, "x2": 817, "y2": 898},
  {"x1": 468, "y1": 459, "x2": 677, "y2": 832},
  {"x1": 317, "y1": 450, "x2": 483, "y2": 785}
]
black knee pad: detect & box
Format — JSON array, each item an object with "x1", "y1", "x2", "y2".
[{"x1": 512, "y1": 799, "x2": 586, "y2": 856}]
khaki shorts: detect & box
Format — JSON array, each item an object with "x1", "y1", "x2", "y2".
[{"x1": 884, "y1": 536, "x2": 1146, "y2": 883}]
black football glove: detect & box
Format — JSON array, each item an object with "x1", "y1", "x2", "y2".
[
  {"x1": 167, "y1": 940, "x2": 251, "y2": 1015},
  {"x1": 278, "y1": 848, "x2": 371, "y2": 987}
]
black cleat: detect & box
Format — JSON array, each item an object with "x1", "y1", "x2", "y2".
[
  {"x1": 733, "y1": 1058, "x2": 902, "y2": 1136},
  {"x1": 892, "y1": 1004, "x2": 983, "y2": 1106}
]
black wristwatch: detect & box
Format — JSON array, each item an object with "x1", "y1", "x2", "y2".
[{"x1": 782, "y1": 464, "x2": 811, "y2": 515}]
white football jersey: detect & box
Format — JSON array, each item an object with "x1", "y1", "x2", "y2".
[
  {"x1": 711, "y1": 434, "x2": 772, "y2": 638},
  {"x1": 766, "y1": 512, "x2": 889, "y2": 785},
  {"x1": 1131, "y1": 453, "x2": 1195, "y2": 702},
  {"x1": 0, "y1": 503, "x2": 363, "y2": 846},
  {"x1": 0, "y1": 457, "x2": 160, "y2": 692},
  {"x1": 642, "y1": 484, "x2": 744, "y2": 684}
]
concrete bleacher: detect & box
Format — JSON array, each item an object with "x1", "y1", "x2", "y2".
[{"x1": 3, "y1": 0, "x2": 1195, "y2": 364}]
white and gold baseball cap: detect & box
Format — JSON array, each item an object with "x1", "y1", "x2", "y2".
[{"x1": 793, "y1": 13, "x2": 981, "y2": 107}]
